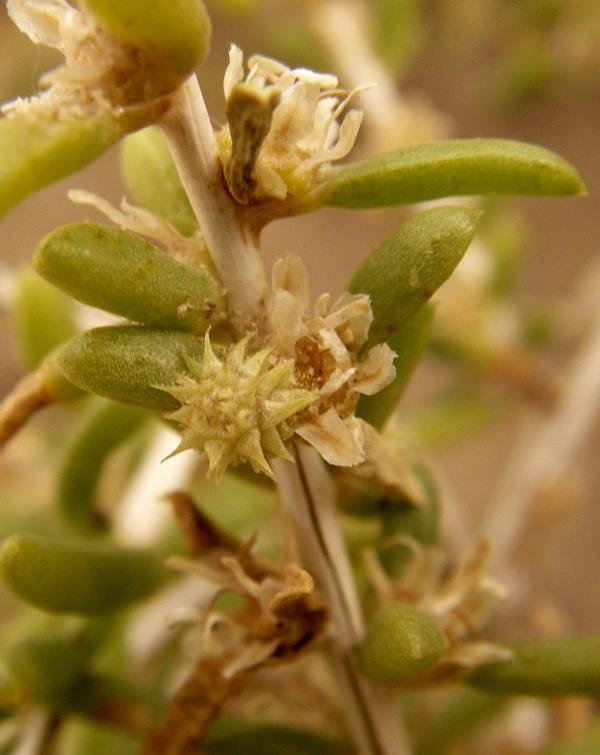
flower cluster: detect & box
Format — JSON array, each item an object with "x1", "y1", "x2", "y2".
[
  {"x1": 164, "y1": 255, "x2": 396, "y2": 478},
  {"x1": 217, "y1": 45, "x2": 364, "y2": 204}
]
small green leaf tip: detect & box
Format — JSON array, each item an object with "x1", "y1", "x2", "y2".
[
  {"x1": 120, "y1": 127, "x2": 197, "y2": 236},
  {"x1": 0, "y1": 113, "x2": 123, "y2": 220},
  {"x1": 357, "y1": 305, "x2": 434, "y2": 429},
  {"x1": 359, "y1": 601, "x2": 447, "y2": 684},
  {"x1": 319, "y1": 139, "x2": 586, "y2": 209},
  {"x1": 0, "y1": 534, "x2": 164, "y2": 614},
  {"x1": 12, "y1": 268, "x2": 78, "y2": 370},
  {"x1": 465, "y1": 636, "x2": 600, "y2": 697},
  {"x1": 56, "y1": 326, "x2": 204, "y2": 411},
  {"x1": 34, "y1": 222, "x2": 225, "y2": 332},
  {"x1": 58, "y1": 399, "x2": 148, "y2": 533},
  {"x1": 81, "y1": 0, "x2": 211, "y2": 79},
  {"x1": 349, "y1": 207, "x2": 479, "y2": 348},
  {"x1": 5, "y1": 629, "x2": 93, "y2": 707}
]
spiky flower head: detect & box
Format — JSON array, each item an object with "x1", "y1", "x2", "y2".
[{"x1": 163, "y1": 332, "x2": 316, "y2": 479}]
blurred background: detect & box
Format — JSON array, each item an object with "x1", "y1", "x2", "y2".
[{"x1": 1, "y1": 0, "x2": 600, "y2": 698}]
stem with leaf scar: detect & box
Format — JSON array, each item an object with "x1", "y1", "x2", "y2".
[{"x1": 160, "y1": 73, "x2": 411, "y2": 755}]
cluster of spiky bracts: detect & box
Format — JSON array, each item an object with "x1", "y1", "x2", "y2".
[{"x1": 163, "y1": 333, "x2": 317, "y2": 479}]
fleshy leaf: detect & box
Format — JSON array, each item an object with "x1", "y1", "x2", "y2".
[
  {"x1": 415, "y1": 689, "x2": 507, "y2": 755},
  {"x1": 0, "y1": 111, "x2": 124, "y2": 219},
  {"x1": 58, "y1": 398, "x2": 148, "y2": 533},
  {"x1": 56, "y1": 326, "x2": 204, "y2": 411},
  {"x1": 357, "y1": 305, "x2": 434, "y2": 429},
  {"x1": 12, "y1": 267, "x2": 78, "y2": 370},
  {"x1": 81, "y1": 0, "x2": 211, "y2": 81},
  {"x1": 4, "y1": 627, "x2": 95, "y2": 707},
  {"x1": 348, "y1": 207, "x2": 479, "y2": 348},
  {"x1": 0, "y1": 533, "x2": 164, "y2": 614},
  {"x1": 34, "y1": 222, "x2": 225, "y2": 332},
  {"x1": 120, "y1": 127, "x2": 197, "y2": 236},
  {"x1": 318, "y1": 139, "x2": 585, "y2": 209},
  {"x1": 466, "y1": 636, "x2": 600, "y2": 697}
]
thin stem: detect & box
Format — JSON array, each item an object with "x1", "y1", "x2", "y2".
[
  {"x1": 307, "y1": 0, "x2": 447, "y2": 150},
  {"x1": 483, "y1": 301, "x2": 600, "y2": 569},
  {"x1": 141, "y1": 658, "x2": 252, "y2": 755},
  {"x1": 0, "y1": 369, "x2": 53, "y2": 447},
  {"x1": 160, "y1": 75, "x2": 268, "y2": 333},
  {"x1": 273, "y1": 443, "x2": 412, "y2": 755}
]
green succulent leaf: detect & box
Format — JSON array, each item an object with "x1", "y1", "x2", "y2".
[
  {"x1": 56, "y1": 326, "x2": 204, "y2": 410},
  {"x1": 4, "y1": 628, "x2": 94, "y2": 707},
  {"x1": 319, "y1": 139, "x2": 585, "y2": 209},
  {"x1": 81, "y1": 0, "x2": 211, "y2": 79},
  {"x1": 58, "y1": 398, "x2": 148, "y2": 533},
  {"x1": 12, "y1": 267, "x2": 78, "y2": 370},
  {"x1": 34, "y1": 222, "x2": 225, "y2": 332},
  {"x1": 0, "y1": 111, "x2": 124, "y2": 219},
  {"x1": 120, "y1": 127, "x2": 197, "y2": 236},
  {"x1": 466, "y1": 636, "x2": 600, "y2": 697},
  {"x1": 348, "y1": 207, "x2": 479, "y2": 348},
  {"x1": 357, "y1": 305, "x2": 434, "y2": 429},
  {"x1": 416, "y1": 689, "x2": 507, "y2": 755},
  {"x1": 0, "y1": 533, "x2": 164, "y2": 614},
  {"x1": 359, "y1": 601, "x2": 447, "y2": 684}
]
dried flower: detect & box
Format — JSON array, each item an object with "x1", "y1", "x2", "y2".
[
  {"x1": 168, "y1": 544, "x2": 327, "y2": 678},
  {"x1": 269, "y1": 254, "x2": 396, "y2": 467},
  {"x1": 218, "y1": 45, "x2": 364, "y2": 204},
  {"x1": 364, "y1": 537, "x2": 511, "y2": 675}
]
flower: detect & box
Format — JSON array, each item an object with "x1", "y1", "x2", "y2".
[
  {"x1": 217, "y1": 45, "x2": 364, "y2": 204},
  {"x1": 269, "y1": 254, "x2": 396, "y2": 467},
  {"x1": 162, "y1": 255, "x2": 396, "y2": 478},
  {"x1": 363, "y1": 538, "x2": 511, "y2": 674},
  {"x1": 168, "y1": 541, "x2": 328, "y2": 678}
]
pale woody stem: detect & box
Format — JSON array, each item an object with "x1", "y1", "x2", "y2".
[
  {"x1": 160, "y1": 67, "x2": 409, "y2": 755},
  {"x1": 274, "y1": 444, "x2": 412, "y2": 755},
  {"x1": 484, "y1": 296, "x2": 600, "y2": 570},
  {"x1": 160, "y1": 75, "x2": 268, "y2": 333}
]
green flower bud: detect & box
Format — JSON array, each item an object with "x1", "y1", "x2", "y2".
[
  {"x1": 34, "y1": 223, "x2": 225, "y2": 332},
  {"x1": 359, "y1": 601, "x2": 447, "y2": 685}
]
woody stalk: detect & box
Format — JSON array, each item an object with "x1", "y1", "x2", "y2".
[{"x1": 159, "y1": 48, "x2": 411, "y2": 755}]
